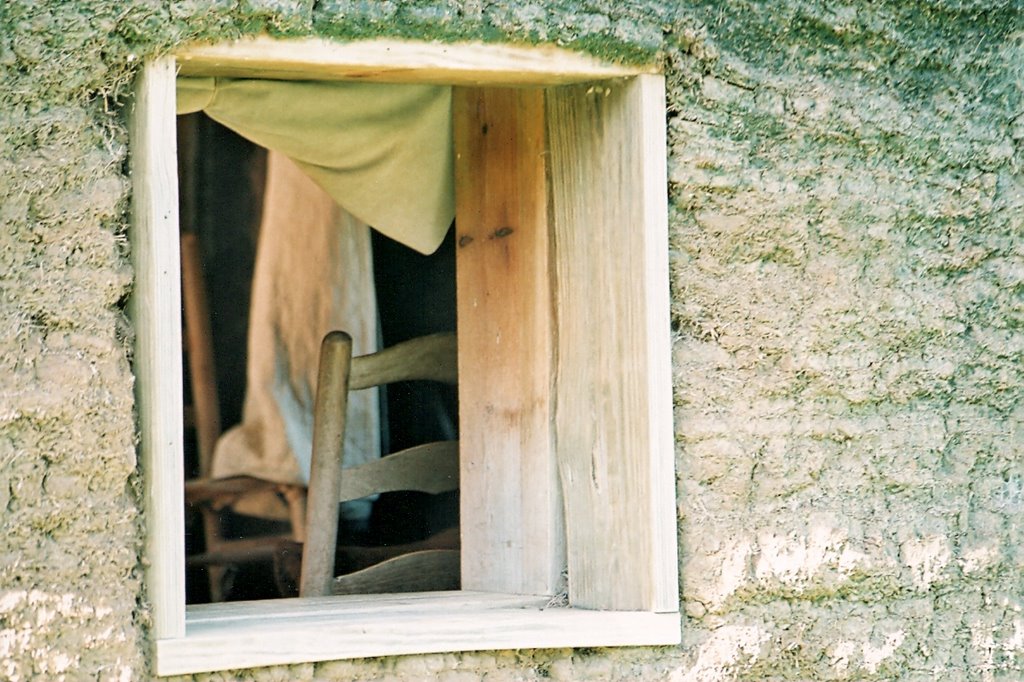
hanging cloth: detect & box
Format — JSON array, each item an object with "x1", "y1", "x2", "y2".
[
  {"x1": 176, "y1": 76, "x2": 454, "y2": 519},
  {"x1": 211, "y1": 151, "x2": 382, "y2": 521},
  {"x1": 177, "y1": 77, "x2": 454, "y2": 255}
]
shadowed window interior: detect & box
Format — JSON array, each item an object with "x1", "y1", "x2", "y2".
[
  {"x1": 130, "y1": 49, "x2": 679, "y2": 674},
  {"x1": 178, "y1": 113, "x2": 459, "y2": 604}
]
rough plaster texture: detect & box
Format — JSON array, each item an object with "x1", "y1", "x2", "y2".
[{"x1": 0, "y1": 1, "x2": 1021, "y2": 680}]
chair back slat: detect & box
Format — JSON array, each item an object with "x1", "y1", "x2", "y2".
[
  {"x1": 349, "y1": 332, "x2": 457, "y2": 389},
  {"x1": 338, "y1": 440, "x2": 459, "y2": 502},
  {"x1": 331, "y1": 549, "x2": 460, "y2": 595}
]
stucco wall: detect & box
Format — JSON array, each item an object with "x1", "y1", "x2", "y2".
[{"x1": 1, "y1": 1, "x2": 1021, "y2": 680}]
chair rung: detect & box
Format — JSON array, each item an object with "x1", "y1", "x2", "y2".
[
  {"x1": 349, "y1": 332, "x2": 457, "y2": 389},
  {"x1": 185, "y1": 476, "x2": 299, "y2": 505},
  {"x1": 187, "y1": 534, "x2": 295, "y2": 566}
]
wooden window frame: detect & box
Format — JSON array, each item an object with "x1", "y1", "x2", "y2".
[{"x1": 130, "y1": 37, "x2": 679, "y2": 676}]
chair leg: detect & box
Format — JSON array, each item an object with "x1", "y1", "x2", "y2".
[
  {"x1": 181, "y1": 231, "x2": 227, "y2": 601},
  {"x1": 300, "y1": 331, "x2": 354, "y2": 597},
  {"x1": 281, "y1": 484, "x2": 307, "y2": 544}
]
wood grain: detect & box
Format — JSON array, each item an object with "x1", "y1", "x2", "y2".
[
  {"x1": 547, "y1": 76, "x2": 678, "y2": 612},
  {"x1": 145, "y1": 41, "x2": 680, "y2": 667},
  {"x1": 453, "y1": 87, "x2": 564, "y2": 596},
  {"x1": 300, "y1": 331, "x2": 353, "y2": 597},
  {"x1": 303, "y1": 332, "x2": 460, "y2": 597},
  {"x1": 157, "y1": 591, "x2": 680, "y2": 675},
  {"x1": 331, "y1": 549, "x2": 460, "y2": 595},
  {"x1": 176, "y1": 37, "x2": 656, "y2": 86},
  {"x1": 337, "y1": 440, "x2": 458, "y2": 502},
  {"x1": 349, "y1": 332, "x2": 457, "y2": 389},
  {"x1": 129, "y1": 56, "x2": 185, "y2": 639}
]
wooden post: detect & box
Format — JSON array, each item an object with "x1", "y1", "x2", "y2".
[
  {"x1": 300, "y1": 331, "x2": 353, "y2": 597},
  {"x1": 130, "y1": 57, "x2": 186, "y2": 638},
  {"x1": 179, "y1": 230, "x2": 228, "y2": 600},
  {"x1": 178, "y1": 160, "x2": 222, "y2": 472},
  {"x1": 547, "y1": 76, "x2": 678, "y2": 612},
  {"x1": 453, "y1": 87, "x2": 565, "y2": 596}
]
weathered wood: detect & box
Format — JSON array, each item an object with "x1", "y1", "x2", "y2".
[
  {"x1": 337, "y1": 440, "x2": 458, "y2": 502},
  {"x1": 144, "y1": 36, "x2": 679, "y2": 669},
  {"x1": 332, "y1": 550, "x2": 460, "y2": 595},
  {"x1": 184, "y1": 475, "x2": 281, "y2": 506},
  {"x1": 157, "y1": 591, "x2": 681, "y2": 675},
  {"x1": 453, "y1": 87, "x2": 564, "y2": 596},
  {"x1": 186, "y1": 534, "x2": 295, "y2": 566},
  {"x1": 349, "y1": 332, "x2": 457, "y2": 390},
  {"x1": 303, "y1": 329, "x2": 460, "y2": 598},
  {"x1": 180, "y1": 232, "x2": 222, "y2": 473},
  {"x1": 300, "y1": 331, "x2": 353, "y2": 597},
  {"x1": 273, "y1": 527, "x2": 460, "y2": 598},
  {"x1": 176, "y1": 37, "x2": 656, "y2": 86},
  {"x1": 130, "y1": 56, "x2": 185, "y2": 639},
  {"x1": 180, "y1": 224, "x2": 227, "y2": 600},
  {"x1": 546, "y1": 75, "x2": 678, "y2": 612}
]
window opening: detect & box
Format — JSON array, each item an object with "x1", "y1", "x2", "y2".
[
  {"x1": 178, "y1": 113, "x2": 460, "y2": 604},
  {"x1": 129, "y1": 42, "x2": 680, "y2": 675}
]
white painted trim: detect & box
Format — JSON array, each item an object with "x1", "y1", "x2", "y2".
[{"x1": 157, "y1": 592, "x2": 680, "y2": 675}]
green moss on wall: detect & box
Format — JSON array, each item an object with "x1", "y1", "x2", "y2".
[{"x1": 2, "y1": 0, "x2": 1022, "y2": 679}]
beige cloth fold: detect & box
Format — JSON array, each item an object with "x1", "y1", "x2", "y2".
[
  {"x1": 212, "y1": 152, "x2": 380, "y2": 521},
  {"x1": 177, "y1": 76, "x2": 454, "y2": 255}
]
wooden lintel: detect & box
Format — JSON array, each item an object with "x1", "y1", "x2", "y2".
[{"x1": 176, "y1": 36, "x2": 657, "y2": 86}]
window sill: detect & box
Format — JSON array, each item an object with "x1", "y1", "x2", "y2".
[{"x1": 155, "y1": 591, "x2": 681, "y2": 675}]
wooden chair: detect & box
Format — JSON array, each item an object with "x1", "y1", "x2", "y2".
[
  {"x1": 181, "y1": 228, "x2": 305, "y2": 596},
  {"x1": 299, "y1": 330, "x2": 460, "y2": 597},
  {"x1": 184, "y1": 447, "x2": 307, "y2": 596},
  {"x1": 181, "y1": 232, "x2": 308, "y2": 599},
  {"x1": 184, "y1": 477, "x2": 306, "y2": 563}
]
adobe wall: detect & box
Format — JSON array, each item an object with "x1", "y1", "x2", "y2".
[{"x1": 1, "y1": 1, "x2": 1020, "y2": 680}]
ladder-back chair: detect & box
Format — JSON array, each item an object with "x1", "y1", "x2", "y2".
[{"x1": 299, "y1": 330, "x2": 460, "y2": 597}]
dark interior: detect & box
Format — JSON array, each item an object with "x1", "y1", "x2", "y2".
[{"x1": 179, "y1": 113, "x2": 458, "y2": 604}]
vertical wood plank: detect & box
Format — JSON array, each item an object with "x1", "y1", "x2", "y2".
[
  {"x1": 454, "y1": 87, "x2": 564, "y2": 595},
  {"x1": 129, "y1": 57, "x2": 186, "y2": 638},
  {"x1": 181, "y1": 231, "x2": 228, "y2": 602},
  {"x1": 547, "y1": 75, "x2": 678, "y2": 612},
  {"x1": 177, "y1": 115, "x2": 222, "y2": 474}
]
